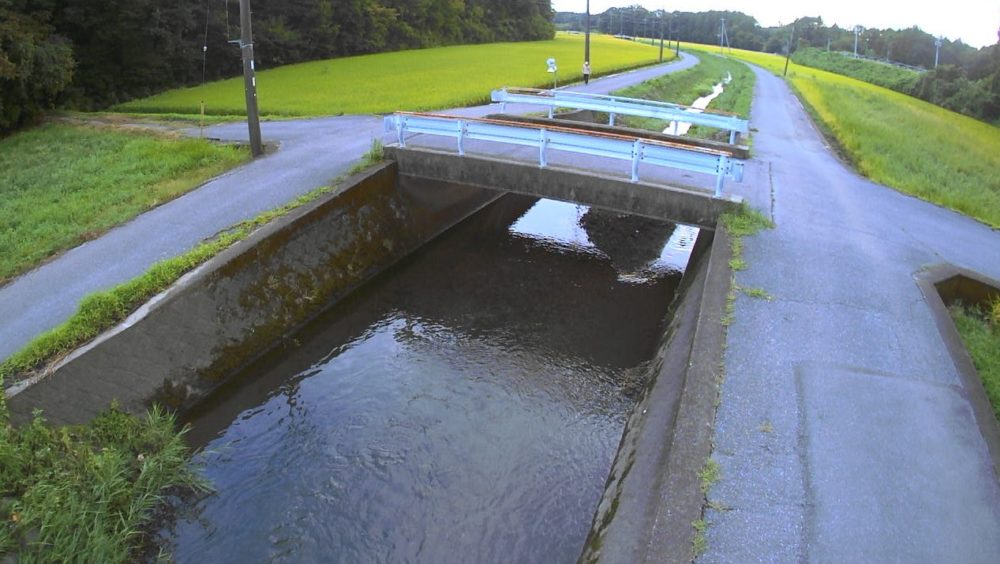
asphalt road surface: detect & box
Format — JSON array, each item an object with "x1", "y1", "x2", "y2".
[{"x1": 703, "y1": 64, "x2": 1000, "y2": 562}]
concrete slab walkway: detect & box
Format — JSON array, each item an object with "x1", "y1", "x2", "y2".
[
  {"x1": 0, "y1": 54, "x2": 697, "y2": 364},
  {"x1": 704, "y1": 64, "x2": 1000, "y2": 562}
]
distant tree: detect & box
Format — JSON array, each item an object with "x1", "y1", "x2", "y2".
[{"x1": 0, "y1": 0, "x2": 75, "y2": 132}]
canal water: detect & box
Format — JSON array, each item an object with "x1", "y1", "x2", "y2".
[{"x1": 165, "y1": 194, "x2": 698, "y2": 563}]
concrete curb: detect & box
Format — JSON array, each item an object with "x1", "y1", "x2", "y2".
[
  {"x1": 580, "y1": 224, "x2": 732, "y2": 563},
  {"x1": 916, "y1": 264, "x2": 1000, "y2": 479}
]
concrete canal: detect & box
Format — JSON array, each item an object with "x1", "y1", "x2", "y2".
[{"x1": 163, "y1": 194, "x2": 699, "y2": 562}]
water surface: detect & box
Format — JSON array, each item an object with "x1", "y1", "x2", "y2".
[{"x1": 168, "y1": 195, "x2": 697, "y2": 563}]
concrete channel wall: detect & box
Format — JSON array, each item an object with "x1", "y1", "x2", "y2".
[
  {"x1": 581, "y1": 226, "x2": 732, "y2": 564},
  {"x1": 6, "y1": 162, "x2": 501, "y2": 425}
]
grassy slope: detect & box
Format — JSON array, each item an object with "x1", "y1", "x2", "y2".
[
  {"x1": 686, "y1": 44, "x2": 1000, "y2": 228},
  {"x1": 614, "y1": 50, "x2": 754, "y2": 140},
  {"x1": 791, "y1": 47, "x2": 919, "y2": 92},
  {"x1": 0, "y1": 124, "x2": 246, "y2": 284},
  {"x1": 115, "y1": 33, "x2": 667, "y2": 116}
]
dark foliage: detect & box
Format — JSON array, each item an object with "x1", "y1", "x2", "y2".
[
  {"x1": 0, "y1": 0, "x2": 75, "y2": 131},
  {"x1": 1, "y1": 0, "x2": 555, "y2": 131}
]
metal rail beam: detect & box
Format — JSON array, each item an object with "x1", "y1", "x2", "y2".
[
  {"x1": 383, "y1": 112, "x2": 744, "y2": 197},
  {"x1": 491, "y1": 87, "x2": 749, "y2": 144}
]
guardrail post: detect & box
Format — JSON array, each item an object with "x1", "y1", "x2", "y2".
[
  {"x1": 457, "y1": 120, "x2": 466, "y2": 156},
  {"x1": 539, "y1": 129, "x2": 548, "y2": 168},
  {"x1": 396, "y1": 116, "x2": 406, "y2": 148},
  {"x1": 548, "y1": 107, "x2": 554, "y2": 119},
  {"x1": 609, "y1": 112, "x2": 616, "y2": 126},
  {"x1": 729, "y1": 129, "x2": 737, "y2": 145},
  {"x1": 715, "y1": 155, "x2": 727, "y2": 197},
  {"x1": 631, "y1": 139, "x2": 642, "y2": 182}
]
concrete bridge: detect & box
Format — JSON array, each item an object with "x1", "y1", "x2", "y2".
[{"x1": 383, "y1": 105, "x2": 751, "y2": 229}]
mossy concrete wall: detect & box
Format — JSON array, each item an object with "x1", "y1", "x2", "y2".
[{"x1": 7, "y1": 162, "x2": 500, "y2": 426}]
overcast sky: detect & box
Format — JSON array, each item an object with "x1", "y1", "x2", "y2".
[{"x1": 551, "y1": 1, "x2": 1000, "y2": 48}]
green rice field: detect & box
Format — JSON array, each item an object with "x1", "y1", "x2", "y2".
[{"x1": 116, "y1": 33, "x2": 667, "y2": 117}]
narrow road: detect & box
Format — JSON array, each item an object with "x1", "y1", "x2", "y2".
[
  {"x1": 0, "y1": 53, "x2": 698, "y2": 364},
  {"x1": 706, "y1": 65, "x2": 1000, "y2": 562}
]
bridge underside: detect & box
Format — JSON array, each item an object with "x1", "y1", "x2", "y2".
[{"x1": 385, "y1": 146, "x2": 740, "y2": 230}]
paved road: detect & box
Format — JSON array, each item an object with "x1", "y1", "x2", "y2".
[
  {"x1": 704, "y1": 65, "x2": 1000, "y2": 562},
  {"x1": 0, "y1": 53, "x2": 698, "y2": 363}
]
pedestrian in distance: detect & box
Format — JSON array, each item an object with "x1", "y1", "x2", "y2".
[{"x1": 582, "y1": 61, "x2": 591, "y2": 85}]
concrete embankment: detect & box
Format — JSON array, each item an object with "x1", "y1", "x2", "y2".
[{"x1": 6, "y1": 163, "x2": 500, "y2": 425}]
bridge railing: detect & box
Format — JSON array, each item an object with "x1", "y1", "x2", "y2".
[
  {"x1": 383, "y1": 112, "x2": 743, "y2": 197},
  {"x1": 490, "y1": 87, "x2": 750, "y2": 144}
]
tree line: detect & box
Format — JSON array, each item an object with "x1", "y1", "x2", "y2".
[
  {"x1": 556, "y1": 8, "x2": 1000, "y2": 124},
  {"x1": 0, "y1": 0, "x2": 554, "y2": 133}
]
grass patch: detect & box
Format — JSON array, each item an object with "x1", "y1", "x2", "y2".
[
  {"x1": 686, "y1": 43, "x2": 1000, "y2": 228},
  {"x1": 0, "y1": 405, "x2": 204, "y2": 562},
  {"x1": 348, "y1": 138, "x2": 385, "y2": 175},
  {"x1": 613, "y1": 50, "x2": 754, "y2": 141},
  {"x1": 0, "y1": 123, "x2": 247, "y2": 285},
  {"x1": 691, "y1": 518, "x2": 708, "y2": 557},
  {"x1": 742, "y1": 286, "x2": 773, "y2": 300},
  {"x1": 698, "y1": 458, "x2": 721, "y2": 494},
  {"x1": 950, "y1": 300, "x2": 1000, "y2": 420},
  {"x1": 720, "y1": 203, "x2": 775, "y2": 327},
  {"x1": 0, "y1": 180, "x2": 350, "y2": 384},
  {"x1": 115, "y1": 33, "x2": 668, "y2": 117}
]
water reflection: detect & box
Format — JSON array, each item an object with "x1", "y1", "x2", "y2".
[{"x1": 166, "y1": 194, "x2": 698, "y2": 563}]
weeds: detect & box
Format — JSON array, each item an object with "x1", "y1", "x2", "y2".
[
  {"x1": 691, "y1": 519, "x2": 708, "y2": 557},
  {"x1": 699, "y1": 458, "x2": 721, "y2": 494},
  {"x1": 950, "y1": 300, "x2": 1000, "y2": 420},
  {"x1": 0, "y1": 406, "x2": 205, "y2": 562},
  {"x1": 742, "y1": 287, "x2": 773, "y2": 300},
  {"x1": 348, "y1": 138, "x2": 385, "y2": 175}
]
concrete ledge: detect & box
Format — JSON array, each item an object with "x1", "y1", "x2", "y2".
[
  {"x1": 385, "y1": 146, "x2": 738, "y2": 229},
  {"x1": 6, "y1": 162, "x2": 501, "y2": 425},
  {"x1": 917, "y1": 264, "x2": 1000, "y2": 479},
  {"x1": 580, "y1": 224, "x2": 732, "y2": 563}
]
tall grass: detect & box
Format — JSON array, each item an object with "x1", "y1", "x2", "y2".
[
  {"x1": 115, "y1": 33, "x2": 667, "y2": 117},
  {"x1": 0, "y1": 405, "x2": 205, "y2": 562},
  {"x1": 686, "y1": 44, "x2": 1000, "y2": 227},
  {"x1": 0, "y1": 124, "x2": 246, "y2": 284},
  {"x1": 614, "y1": 50, "x2": 754, "y2": 140}
]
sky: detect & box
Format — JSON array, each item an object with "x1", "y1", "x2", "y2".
[{"x1": 550, "y1": 1, "x2": 1000, "y2": 48}]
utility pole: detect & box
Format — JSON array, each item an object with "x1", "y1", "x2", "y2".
[
  {"x1": 719, "y1": 17, "x2": 730, "y2": 54},
  {"x1": 584, "y1": 0, "x2": 591, "y2": 64},
  {"x1": 784, "y1": 24, "x2": 795, "y2": 76},
  {"x1": 853, "y1": 25, "x2": 863, "y2": 58},
  {"x1": 934, "y1": 36, "x2": 943, "y2": 67},
  {"x1": 658, "y1": 12, "x2": 665, "y2": 62},
  {"x1": 238, "y1": 0, "x2": 263, "y2": 157}
]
